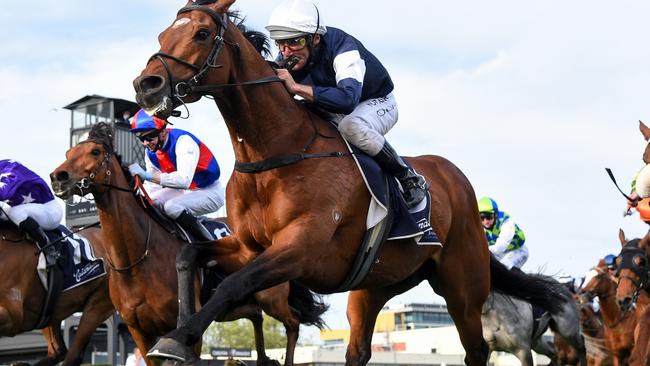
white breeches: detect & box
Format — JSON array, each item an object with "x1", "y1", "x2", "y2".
[
  {"x1": 335, "y1": 93, "x2": 399, "y2": 156},
  {"x1": 1, "y1": 200, "x2": 63, "y2": 230},
  {"x1": 148, "y1": 180, "x2": 225, "y2": 219},
  {"x1": 496, "y1": 245, "x2": 529, "y2": 270}
]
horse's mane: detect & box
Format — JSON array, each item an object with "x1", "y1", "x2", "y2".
[
  {"x1": 230, "y1": 12, "x2": 271, "y2": 58},
  {"x1": 87, "y1": 122, "x2": 115, "y2": 153}
]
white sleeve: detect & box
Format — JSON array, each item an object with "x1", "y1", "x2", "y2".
[
  {"x1": 489, "y1": 218, "x2": 517, "y2": 255},
  {"x1": 159, "y1": 135, "x2": 200, "y2": 189},
  {"x1": 143, "y1": 153, "x2": 162, "y2": 194}
]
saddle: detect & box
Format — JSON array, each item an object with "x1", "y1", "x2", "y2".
[{"x1": 132, "y1": 178, "x2": 231, "y2": 243}]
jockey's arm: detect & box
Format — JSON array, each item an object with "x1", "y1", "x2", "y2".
[
  {"x1": 159, "y1": 135, "x2": 200, "y2": 189},
  {"x1": 489, "y1": 218, "x2": 517, "y2": 256},
  {"x1": 143, "y1": 154, "x2": 163, "y2": 193}
]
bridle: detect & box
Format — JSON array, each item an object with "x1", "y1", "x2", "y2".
[
  {"x1": 617, "y1": 240, "x2": 650, "y2": 306},
  {"x1": 148, "y1": 5, "x2": 282, "y2": 100},
  {"x1": 71, "y1": 140, "x2": 153, "y2": 272},
  {"x1": 73, "y1": 140, "x2": 132, "y2": 196}
]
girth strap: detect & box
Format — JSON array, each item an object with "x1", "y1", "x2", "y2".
[{"x1": 234, "y1": 151, "x2": 349, "y2": 174}]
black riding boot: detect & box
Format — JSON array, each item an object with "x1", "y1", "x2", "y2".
[
  {"x1": 373, "y1": 141, "x2": 429, "y2": 208},
  {"x1": 19, "y1": 216, "x2": 60, "y2": 265},
  {"x1": 175, "y1": 210, "x2": 213, "y2": 242}
]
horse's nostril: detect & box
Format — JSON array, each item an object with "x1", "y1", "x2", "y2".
[
  {"x1": 54, "y1": 171, "x2": 69, "y2": 182},
  {"x1": 135, "y1": 75, "x2": 165, "y2": 94}
]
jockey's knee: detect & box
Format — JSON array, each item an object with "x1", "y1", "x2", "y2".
[
  {"x1": 163, "y1": 201, "x2": 185, "y2": 219},
  {"x1": 338, "y1": 117, "x2": 384, "y2": 156}
]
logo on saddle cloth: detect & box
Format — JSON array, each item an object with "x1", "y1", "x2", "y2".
[
  {"x1": 37, "y1": 226, "x2": 106, "y2": 291},
  {"x1": 346, "y1": 142, "x2": 440, "y2": 245}
]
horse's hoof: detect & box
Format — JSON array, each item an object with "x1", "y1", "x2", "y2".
[{"x1": 147, "y1": 337, "x2": 197, "y2": 363}]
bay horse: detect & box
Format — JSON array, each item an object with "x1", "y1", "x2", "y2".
[
  {"x1": 0, "y1": 223, "x2": 114, "y2": 365},
  {"x1": 614, "y1": 230, "x2": 650, "y2": 366},
  {"x1": 133, "y1": 1, "x2": 570, "y2": 364},
  {"x1": 574, "y1": 297, "x2": 613, "y2": 366},
  {"x1": 580, "y1": 259, "x2": 636, "y2": 366},
  {"x1": 50, "y1": 122, "x2": 326, "y2": 366}
]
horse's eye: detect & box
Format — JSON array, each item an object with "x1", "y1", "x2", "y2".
[
  {"x1": 91, "y1": 149, "x2": 101, "y2": 156},
  {"x1": 194, "y1": 29, "x2": 211, "y2": 41}
]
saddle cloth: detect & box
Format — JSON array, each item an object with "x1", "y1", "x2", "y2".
[
  {"x1": 346, "y1": 141, "x2": 441, "y2": 245},
  {"x1": 37, "y1": 225, "x2": 106, "y2": 291}
]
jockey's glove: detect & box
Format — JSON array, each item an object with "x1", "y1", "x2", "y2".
[{"x1": 128, "y1": 163, "x2": 153, "y2": 181}]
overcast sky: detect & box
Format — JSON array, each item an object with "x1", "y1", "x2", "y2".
[{"x1": 2, "y1": 0, "x2": 650, "y2": 339}]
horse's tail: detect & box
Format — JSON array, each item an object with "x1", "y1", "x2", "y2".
[
  {"x1": 490, "y1": 255, "x2": 570, "y2": 314},
  {"x1": 288, "y1": 281, "x2": 329, "y2": 329}
]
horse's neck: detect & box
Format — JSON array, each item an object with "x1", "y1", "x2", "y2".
[
  {"x1": 213, "y1": 43, "x2": 321, "y2": 162},
  {"x1": 598, "y1": 281, "x2": 624, "y2": 326},
  {"x1": 93, "y1": 166, "x2": 159, "y2": 270}
]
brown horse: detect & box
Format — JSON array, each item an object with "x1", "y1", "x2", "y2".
[
  {"x1": 132, "y1": 1, "x2": 569, "y2": 364},
  {"x1": 580, "y1": 259, "x2": 636, "y2": 365},
  {"x1": 614, "y1": 230, "x2": 650, "y2": 366},
  {"x1": 50, "y1": 122, "x2": 326, "y2": 366},
  {"x1": 574, "y1": 296, "x2": 613, "y2": 366},
  {"x1": 0, "y1": 223, "x2": 114, "y2": 365}
]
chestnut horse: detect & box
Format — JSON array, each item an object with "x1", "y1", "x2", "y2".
[
  {"x1": 50, "y1": 123, "x2": 326, "y2": 366},
  {"x1": 133, "y1": 1, "x2": 569, "y2": 364},
  {"x1": 614, "y1": 230, "x2": 650, "y2": 366},
  {"x1": 0, "y1": 223, "x2": 114, "y2": 365},
  {"x1": 574, "y1": 297, "x2": 613, "y2": 366},
  {"x1": 580, "y1": 259, "x2": 636, "y2": 365}
]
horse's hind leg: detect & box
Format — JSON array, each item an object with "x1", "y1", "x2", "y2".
[
  {"x1": 220, "y1": 303, "x2": 280, "y2": 366},
  {"x1": 254, "y1": 284, "x2": 299, "y2": 366},
  {"x1": 346, "y1": 264, "x2": 432, "y2": 366},
  {"x1": 435, "y1": 233, "x2": 490, "y2": 365},
  {"x1": 345, "y1": 289, "x2": 395, "y2": 366}
]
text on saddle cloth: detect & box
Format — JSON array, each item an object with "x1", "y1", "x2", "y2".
[
  {"x1": 345, "y1": 141, "x2": 440, "y2": 245},
  {"x1": 37, "y1": 225, "x2": 106, "y2": 291}
]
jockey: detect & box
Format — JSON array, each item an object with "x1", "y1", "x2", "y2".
[
  {"x1": 265, "y1": 0, "x2": 428, "y2": 208},
  {"x1": 604, "y1": 253, "x2": 617, "y2": 273},
  {"x1": 128, "y1": 109, "x2": 225, "y2": 241},
  {"x1": 477, "y1": 196, "x2": 528, "y2": 270},
  {"x1": 0, "y1": 159, "x2": 63, "y2": 249}
]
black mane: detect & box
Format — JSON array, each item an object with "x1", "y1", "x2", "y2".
[
  {"x1": 87, "y1": 122, "x2": 115, "y2": 153},
  {"x1": 230, "y1": 12, "x2": 271, "y2": 58}
]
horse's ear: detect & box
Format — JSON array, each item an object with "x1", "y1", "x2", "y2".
[
  {"x1": 640, "y1": 120, "x2": 650, "y2": 141},
  {"x1": 210, "y1": 0, "x2": 236, "y2": 12},
  {"x1": 598, "y1": 258, "x2": 606, "y2": 267},
  {"x1": 619, "y1": 228, "x2": 626, "y2": 245}
]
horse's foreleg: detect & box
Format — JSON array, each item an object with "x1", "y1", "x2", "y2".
[
  {"x1": 514, "y1": 349, "x2": 535, "y2": 366},
  {"x1": 176, "y1": 243, "x2": 200, "y2": 327},
  {"x1": 34, "y1": 324, "x2": 66, "y2": 366},
  {"x1": 61, "y1": 293, "x2": 115, "y2": 366},
  {"x1": 150, "y1": 246, "x2": 302, "y2": 362}
]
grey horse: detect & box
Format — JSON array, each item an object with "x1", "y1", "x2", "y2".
[{"x1": 482, "y1": 287, "x2": 587, "y2": 365}]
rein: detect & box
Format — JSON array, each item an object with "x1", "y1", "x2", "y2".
[
  {"x1": 150, "y1": 5, "x2": 351, "y2": 173},
  {"x1": 105, "y1": 219, "x2": 151, "y2": 273}
]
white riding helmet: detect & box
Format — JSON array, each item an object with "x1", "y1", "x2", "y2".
[{"x1": 266, "y1": 0, "x2": 327, "y2": 40}]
